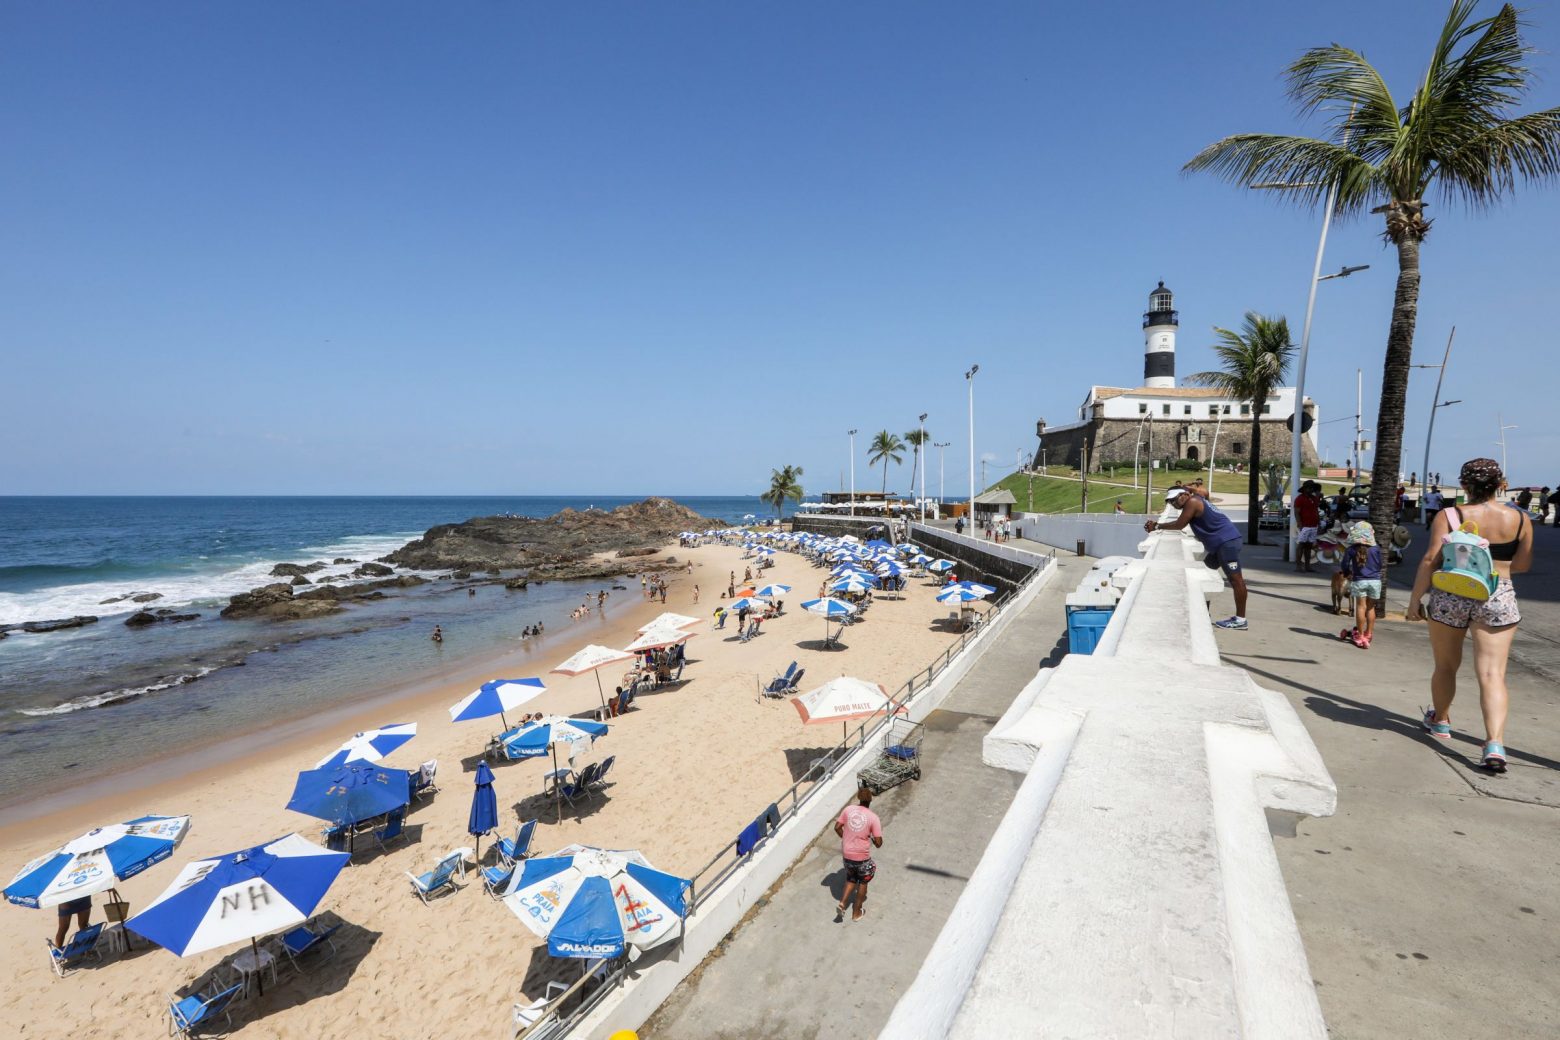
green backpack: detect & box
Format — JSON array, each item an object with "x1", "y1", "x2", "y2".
[{"x1": 1430, "y1": 507, "x2": 1498, "y2": 602}]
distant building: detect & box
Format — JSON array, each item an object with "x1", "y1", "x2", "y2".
[{"x1": 1037, "y1": 282, "x2": 1319, "y2": 471}]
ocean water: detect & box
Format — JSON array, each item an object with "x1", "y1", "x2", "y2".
[{"x1": 0, "y1": 496, "x2": 776, "y2": 805}]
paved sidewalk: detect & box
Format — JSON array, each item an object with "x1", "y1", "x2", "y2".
[
  {"x1": 1214, "y1": 527, "x2": 1560, "y2": 1040},
  {"x1": 642, "y1": 556, "x2": 1085, "y2": 1040}
]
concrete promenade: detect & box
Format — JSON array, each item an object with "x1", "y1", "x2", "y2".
[
  {"x1": 641, "y1": 556, "x2": 1085, "y2": 1040},
  {"x1": 1220, "y1": 522, "x2": 1560, "y2": 1039}
]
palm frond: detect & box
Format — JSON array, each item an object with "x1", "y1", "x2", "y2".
[
  {"x1": 1287, "y1": 43, "x2": 1402, "y2": 138},
  {"x1": 1182, "y1": 134, "x2": 1379, "y2": 214}
]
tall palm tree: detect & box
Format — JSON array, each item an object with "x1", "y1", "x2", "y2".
[
  {"x1": 1186, "y1": 313, "x2": 1296, "y2": 544},
  {"x1": 1184, "y1": 1, "x2": 1560, "y2": 544},
  {"x1": 760, "y1": 465, "x2": 804, "y2": 523},
  {"x1": 867, "y1": 430, "x2": 904, "y2": 498},
  {"x1": 903, "y1": 428, "x2": 931, "y2": 501}
]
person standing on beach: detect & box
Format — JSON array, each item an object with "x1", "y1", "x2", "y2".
[
  {"x1": 693, "y1": 584, "x2": 700, "y2": 603},
  {"x1": 53, "y1": 895, "x2": 92, "y2": 949},
  {"x1": 1145, "y1": 485, "x2": 1250, "y2": 630},
  {"x1": 834, "y1": 787, "x2": 883, "y2": 922},
  {"x1": 659, "y1": 584, "x2": 667, "y2": 604}
]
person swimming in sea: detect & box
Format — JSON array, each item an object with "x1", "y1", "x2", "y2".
[{"x1": 431, "y1": 625, "x2": 443, "y2": 644}]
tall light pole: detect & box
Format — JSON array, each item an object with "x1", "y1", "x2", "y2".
[
  {"x1": 1254, "y1": 110, "x2": 1370, "y2": 563},
  {"x1": 847, "y1": 429, "x2": 858, "y2": 517},
  {"x1": 1497, "y1": 413, "x2": 1518, "y2": 476},
  {"x1": 934, "y1": 441, "x2": 950, "y2": 508},
  {"x1": 918, "y1": 413, "x2": 928, "y2": 522},
  {"x1": 965, "y1": 365, "x2": 979, "y2": 515},
  {"x1": 1412, "y1": 328, "x2": 1457, "y2": 522},
  {"x1": 1143, "y1": 414, "x2": 1154, "y2": 514},
  {"x1": 1207, "y1": 407, "x2": 1225, "y2": 491},
  {"x1": 1132, "y1": 413, "x2": 1149, "y2": 489}
]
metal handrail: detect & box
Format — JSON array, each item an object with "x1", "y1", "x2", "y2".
[{"x1": 515, "y1": 542, "x2": 1055, "y2": 1039}]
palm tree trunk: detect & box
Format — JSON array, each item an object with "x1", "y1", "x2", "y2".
[
  {"x1": 1369, "y1": 215, "x2": 1422, "y2": 550},
  {"x1": 909, "y1": 446, "x2": 918, "y2": 500},
  {"x1": 1246, "y1": 411, "x2": 1262, "y2": 544}
]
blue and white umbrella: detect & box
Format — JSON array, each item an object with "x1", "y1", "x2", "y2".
[
  {"x1": 927, "y1": 558, "x2": 957, "y2": 573},
  {"x1": 801, "y1": 596, "x2": 855, "y2": 647},
  {"x1": 830, "y1": 574, "x2": 877, "y2": 594},
  {"x1": 127, "y1": 833, "x2": 348, "y2": 961},
  {"x1": 449, "y1": 678, "x2": 547, "y2": 728},
  {"x1": 875, "y1": 561, "x2": 906, "y2": 577},
  {"x1": 5, "y1": 815, "x2": 191, "y2": 909},
  {"x1": 753, "y1": 583, "x2": 791, "y2": 598},
  {"x1": 287, "y1": 762, "x2": 410, "y2": 827},
  {"x1": 726, "y1": 597, "x2": 768, "y2": 613},
  {"x1": 952, "y1": 580, "x2": 997, "y2": 596},
  {"x1": 316, "y1": 723, "x2": 418, "y2": 768},
  {"x1": 501, "y1": 716, "x2": 609, "y2": 761},
  {"x1": 936, "y1": 585, "x2": 987, "y2": 604},
  {"x1": 502, "y1": 844, "x2": 690, "y2": 959}
]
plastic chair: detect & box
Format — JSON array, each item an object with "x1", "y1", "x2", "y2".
[
  {"x1": 482, "y1": 864, "x2": 514, "y2": 899},
  {"x1": 47, "y1": 924, "x2": 104, "y2": 978},
  {"x1": 168, "y1": 981, "x2": 243, "y2": 1038},
  {"x1": 497, "y1": 819, "x2": 537, "y2": 865},
  {"x1": 278, "y1": 921, "x2": 342, "y2": 971},
  {"x1": 406, "y1": 854, "x2": 462, "y2": 905}
]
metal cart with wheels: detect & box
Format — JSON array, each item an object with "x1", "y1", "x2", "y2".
[{"x1": 857, "y1": 717, "x2": 924, "y2": 795}]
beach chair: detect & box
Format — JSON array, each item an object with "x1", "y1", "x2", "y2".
[
  {"x1": 167, "y1": 981, "x2": 243, "y2": 1038},
  {"x1": 406, "y1": 853, "x2": 463, "y2": 905},
  {"x1": 590, "y1": 756, "x2": 615, "y2": 792},
  {"x1": 482, "y1": 863, "x2": 514, "y2": 899},
  {"x1": 559, "y1": 763, "x2": 600, "y2": 806},
  {"x1": 411, "y1": 759, "x2": 439, "y2": 800},
  {"x1": 372, "y1": 809, "x2": 406, "y2": 851},
  {"x1": 783, "y1": 667, "x2": 805, "y2": 695},
  {"x1": 322, "y1": 822, "x2": 350, "y2": 852},
  {"x1": 513, "y1": 981, "x2": 570, "y2": 1038},
  {"x1": 764, "y1": 662, "x2": 799, "y2": 696},
  {"x1": 497, "y1": 819, "x2": 537, "y2": 865},
  {"x1": 46, "y1": 924, "x2": 104, "y2": 978},
  {"x1": 277, "y1": 921, "x2": 342, "y2": 972}
]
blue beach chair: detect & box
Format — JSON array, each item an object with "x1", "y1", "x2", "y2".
[
  {"x1": 278, "y1": 921, "x2": 342, "y2": 972},
  {"x1": 481, "y1": 863, "x2": 514, "y2": 899},
  {"x1": 590, "y1": 756, "x2": 616, "y2": 792},
  {"x1": 372, "y1": 809, "x2": 406, "y2": 851},
  {"x1": 47, "y1": 924, "x2": 104, "y2": 978},
  {"x1": 497, "y1": 819, "x2": 537, "y2": 865},
  {"x1": 559, "y1": 763, "x2": 600, "y2": 806},
  {"x1": 764, "y1": 662, "x2": 798, "y2": 696},
  {"x1": 168, "y1": 981, "x2": 243, "y2": 1038},
  {"x1": 406, "y1": 853, "x2": 462, "y2": 905}
]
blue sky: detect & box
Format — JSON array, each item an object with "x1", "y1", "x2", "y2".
[{"x1": 3, "y1": 1, "x2": 1557, "y2": 495}]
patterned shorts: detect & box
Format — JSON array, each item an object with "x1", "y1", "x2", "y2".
[
  {"x1": 1426, "y1": 579, "x2": 1521, "y2": 630},
  {"x1": 843, "y1": 857, "x2": 876, "y2": 884}
]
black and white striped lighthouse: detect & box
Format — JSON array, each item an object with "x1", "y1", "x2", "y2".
[{"x1": 1143, "y1": 281, "x2": 1177, "y2": 389}]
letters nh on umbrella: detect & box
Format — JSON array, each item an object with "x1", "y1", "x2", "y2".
[{"x1": 219, "y1": 884, "x2": 272, "y2": 918}]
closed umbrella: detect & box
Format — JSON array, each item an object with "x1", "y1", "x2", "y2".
[
  {"x1": 469, "y1": 761, "x2": 498, "y2": 862},
  {"x1": 126, "y1": 834, "x2": 348, "y2": 994}
]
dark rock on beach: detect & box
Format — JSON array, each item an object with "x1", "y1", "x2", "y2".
[
  {"x1": 220, "y1": 574, "x2": 428, "y2": 621},
  {"x1": 333, "y1": 558, "x2": 357, "y2": 565},
  {"x1": 270, "y1": 562, "x2": 327, "y2": 578},
  {"x1": 352, "y1": 562, "x2": 394, "y2": 578},
  {"x1": 505, "y1": 577, "x2": 529, "y2": 590},
  {"x1": 385, "y1": 497, "x2": 716, "y2": 581},
  {"x1": 125, "y1": 609, "x2": 201, "y2": 627},
  {"x1": 99, "y1": 592, "x2": 162, "y2": 605},
  {"x1": 18, "y1": 615, "x2": 100, "y2": 633},
  {"x1": 290, "y1": 575, "x2": 312, "y2": 586}
]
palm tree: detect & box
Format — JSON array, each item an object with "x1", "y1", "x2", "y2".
[
  {"x1": 1186, "y1": 313, "x2": 1296, "y2": 544},
  {"x1": 1184, "y1": 1, "x2": 1560, "y2": 543},
  {"x1": 867, "y1": 430, "x2": 904, "y2": 498},
  {"x1": 760, "y1": 465, "x2": 804, "y2": 524},
  {"x1": 903, "y1": 428, "x2": 931, "y2": 501}
]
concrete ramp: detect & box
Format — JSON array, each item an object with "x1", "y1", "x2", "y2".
[{"x1": 883, "y1": 531, "x2": 1336, "y2": 1039}]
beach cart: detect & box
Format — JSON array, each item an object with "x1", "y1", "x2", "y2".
[{"x1": 856, "y1": 718, "x2": 924, "y2": 795}]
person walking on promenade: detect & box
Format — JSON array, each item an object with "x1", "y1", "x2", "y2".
[
  {"x1": 1145, "y1": 484, "x2": 1250, "y2": 630},
  {"x1": 1406, "y1": 458, "x2": 1534, "y2": 773},
  {"x1": 1423, "y1": 485, "x2": 1445, "y2": 528},
  {"x1": 834, "y1": 787, "x2": 883, "y2": 923},
  {"x1": 1337, "y1": 522, "x2": 1383, "y2": 649},
  {"x1": 1294, "y1": 480, "x2": 1323, "y2": 573}
]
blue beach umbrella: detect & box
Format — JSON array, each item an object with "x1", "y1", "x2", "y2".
[
  {"x1": 753, "y1": 583, "x2": 791, "y2": 598},
  {"x1": 726, "y1": 597, "x2": 767, "y2": 613},
  {"x1": 952, "y1": 580, "x2": 997, "y2": 596},
  {"x1": 287, "y1": 762, "x2": 410, "y2": 828},
  {"x1": 5, "y1": 815, "x2": 191, "y2": 909},
  {"x1": 502, "y1": 716, "x2": 609, "y2": 822},
  {"x1": 469, "y1": 761, "x2": 499, "y2": 860},
  {"x1": 830, "y1": 575, "x2": 877, "y2": 594},
  {"x1": 503, "y1": 845, "x2": 690, "y2": 960},
  {"x1": 936, "y1": 586, "x2": 986, "y2": 604},
  {"x1": 801, "y1": 596, "x2": 855, "y2": 647},
  {"x1": 927, "y1": 559, "x2": 957, "y2": 574},
  {"x1": 127, "y1": 833, "x2": 349, "y2": 992},
  {"x1": 449, "y1": 678, "x2": 547, "y2": 729},
  {"x1": 316, "y1": 723, "x2": 418, "y2": 768}
]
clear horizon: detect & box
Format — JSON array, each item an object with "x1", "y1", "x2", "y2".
[{"x1": 4, "y1": 1, "x2": 1556, "y2": 495}]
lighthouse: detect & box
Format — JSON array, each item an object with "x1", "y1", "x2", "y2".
[{"x1": 1143, "y1": 281, "x2": 1177, "y2": 388}]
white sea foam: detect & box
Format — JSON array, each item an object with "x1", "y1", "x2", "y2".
[
  {"x1": 15, "y1": 666, "x2": 219, "y2": 716},
  {"x1": 0, "y1": 533, "x2": 419, "y2": 627}
]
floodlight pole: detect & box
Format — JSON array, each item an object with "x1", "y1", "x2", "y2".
[
  {"x1": 966, "y1": 365, "x2": 979, "y2": 516},
  {"x1": 848, "y1": 429, "x2": 858, "y2": 517},
  {"x1": 1413, "y1": 328, "x2": 1457, "y2": 523},
  {"x1": 918, "y1": 413, "x2": 928, "y2": 522},
  {"x1": 935, "y1": 441, "x2": 950, "y2": 508}
]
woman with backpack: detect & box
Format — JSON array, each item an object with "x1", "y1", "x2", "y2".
[{"x1": 1406, "y1": 458, "x2": 1534, "y2": 772}]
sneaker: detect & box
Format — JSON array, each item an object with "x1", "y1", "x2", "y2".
[
  {"x1": 1352, "y1": 631, "x2": 1369, "y2": 649},
  {"x1": 1420, "y1": 709, "x2": 1452, "y2": 742},
  {"x1": 1214, "y1": 616, "x2": 1248, "y2": 631},
  {"x1": 1481, "y1": 743, "x2": 1508, "y2": 773}
]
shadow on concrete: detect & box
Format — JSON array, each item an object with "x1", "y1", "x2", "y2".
[{"x1": 783, "y1": 747, "x2": 838, "y2": 782}]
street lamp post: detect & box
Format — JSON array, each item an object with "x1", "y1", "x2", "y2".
[
  {"x1": 1498, "y1": 413, "x2": 1518, "y2": 476},
  {"x1": 1143, "y1": 414, "x2": 1154, "y2": 514},
  {"x1": 1132, "y1": 413, "x2": 1149, "y2": 489},
  {"x1": 934, "y1": 442, "x2": 950, "y2": 509},
  {"x1": 1207, "y1": 407, "x2": 1225, "y2": 491},
  {"x1": 847, "y1": 429, "x2": 858, "y2": 517},
  {"x1": 918, "y1": 413, "x2": 928, "y2": 522},
  {"x1": 966, "y1": 365, "x2": 979, "y2": 515},
  {"x1": 1412, "y1": 328, "x2": 1458, "y2": 523}
]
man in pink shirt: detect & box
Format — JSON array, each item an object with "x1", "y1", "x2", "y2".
[{"x1": 834, "y1": 787, "x2": 884, "y2": 922}]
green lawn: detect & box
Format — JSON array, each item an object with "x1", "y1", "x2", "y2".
[{"x1": 987, "y1": 465, "x2": 1357, "y2": 514}]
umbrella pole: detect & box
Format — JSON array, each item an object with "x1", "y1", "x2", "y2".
[
  {"x1": 594, "y1": 672, "x2": 609, "y2": 717},
  {"x1": 553, "y1": 742, "x2": 563, "y2": 824},
  {"x1": 252, "y1": 936, "x2": 264, "y2": 996}
]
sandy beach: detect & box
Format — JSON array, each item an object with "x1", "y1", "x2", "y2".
[{"x1": 0, "y1": 539, "x2": 964, "y2": 1039}]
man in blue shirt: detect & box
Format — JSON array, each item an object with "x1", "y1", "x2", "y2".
[{"x1": 1145, "y1": 485, "x2": 1250, "y2": 630}]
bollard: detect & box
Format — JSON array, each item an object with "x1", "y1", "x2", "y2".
[{"x1": 1076, "y1": 539, "x2": 1086, "y2": 557}]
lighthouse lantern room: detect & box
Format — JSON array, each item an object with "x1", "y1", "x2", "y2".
[{"x1": 1143, "y1": 281, "x2": 1178, "y2": 389}]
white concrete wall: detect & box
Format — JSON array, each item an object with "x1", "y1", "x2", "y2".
[
  {"x1": 1016, "y1": 510, "x2": 1149, "y2": 559},
  {"x1": 1095, "y1": 386, "x2": 1297, "y2": 421},
  {"x1": 881, "y1": 530, "x2": 1337, "y2": 1039},
  {"x1": 571, "y1": 555, "x2": 1059, "y2": 1040}
]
